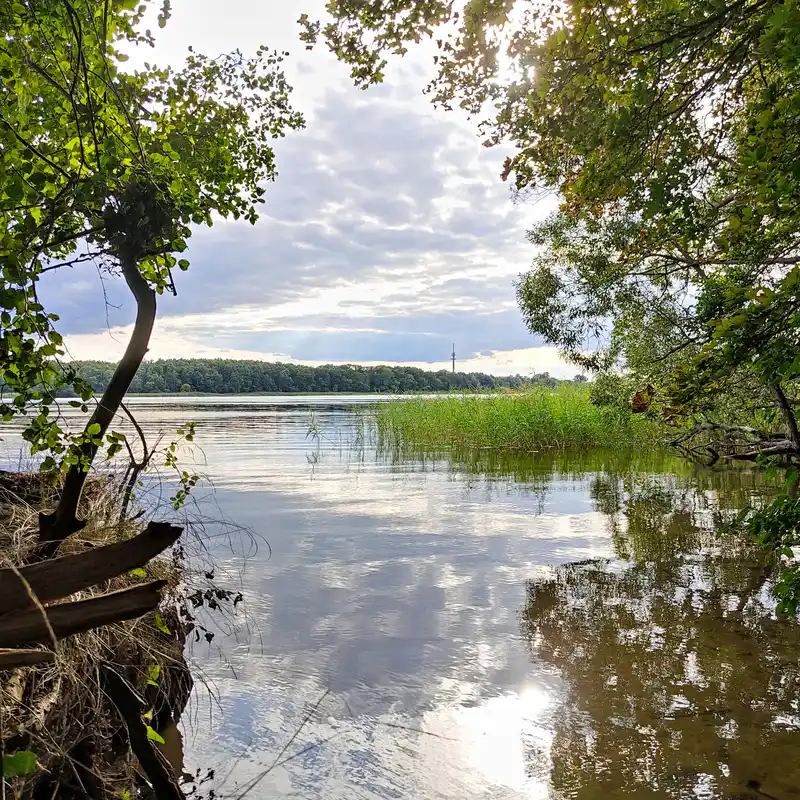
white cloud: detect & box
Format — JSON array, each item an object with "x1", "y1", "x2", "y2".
[{"x1": 46, "y1": 0, "x2": 565, "y2": 375}]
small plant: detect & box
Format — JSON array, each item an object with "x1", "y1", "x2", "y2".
[{"x1": 2, "y1": 751, "x2": 38, "y2": 778}]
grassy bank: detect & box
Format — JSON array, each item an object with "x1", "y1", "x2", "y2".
[
  {"x1": 0, "y1": 474, "x2": 192, "y2": 797},
  {"x1": 376, "y1": 386, "x2": 663, "y2": 451}
]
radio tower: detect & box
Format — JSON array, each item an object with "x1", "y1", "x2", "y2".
[{"x1": 451, "y1": 343, "x2": 456, "y2": 373}]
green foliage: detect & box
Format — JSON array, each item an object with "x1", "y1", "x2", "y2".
[
  {"x1": 153, "y1": 613, "x2": 171, "y2": 635},
  {"x1": 68, "y1": 358, "x2": 530, "y2": 394},
  {"x1": 377, "y1": 386, "x2": 662, "y2": 451},
  {"x1": 1, "y1": 0, "x2": 303, "y2": 471},
  {"x1": 2, "y1": 750, "x2": 38, "y2": 777},
  {"x1": 745, "y1": 482, "x2": 800, "y2": 615},
  {"x1": 299, "y1": 3, "x2": 452, "y2": 87},
  {"x1": 312, "y1": 0, "x2": 800, "y2": 411},
  {"x1": 146, "y1": 663, "x2": 161, "y2": 687},
  {"x1": 162, "y1": 422, "x2": 198, "y2": 509},
  {"x1": 589, "y1": 373, "x2": 636, "y2": 412}
]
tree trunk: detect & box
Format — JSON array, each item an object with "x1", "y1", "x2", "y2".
[
  {"x1": 771, "y1": 382, "x2": 800, "y2": 453},
  {"x1": 39, "y1": 255, "x2": 156, "y2": 549}
]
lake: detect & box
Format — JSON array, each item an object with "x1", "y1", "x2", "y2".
[{"x1": 3, "y1": 395, "x2": 800, "y2": 799}]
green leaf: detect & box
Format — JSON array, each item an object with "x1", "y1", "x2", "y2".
[
  {"x1": 154, "y1": 613, "x2": 171, "y2": 635},
  {"x1": 145, "y1": 725, "x2": 165, "y2": 744},
  {"x1": 130, "y1": 567, "x2": 147, "y2": 578},
  {"x1": 6, "y1": 177, "x2": 24, "y2": 201},
  {"x1": 146, "y1": 663, "x2": 161, "y2": 686},
  {"x1": 87, "y1": 423, "x2": 101, "y2": 435},
  {"x1": 3, "y1": 751, "x2": 38, "y2": 777}
]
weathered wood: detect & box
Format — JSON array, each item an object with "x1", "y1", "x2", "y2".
[
  {"x1": 0, "y1": 522, "x2": 182, "y2": 614},
  {"x1": 724, "y1": 440, "x2": 796, "y2": 461},
  {"x1": 0, "y1": 581, "x2": 167, "y2": 648},
  {"x1": 102, "y1": 665, "x2": 186, "y2": 800},
  {"x1": 0, "y1": 648, "x2": 55, "y2": 669}
]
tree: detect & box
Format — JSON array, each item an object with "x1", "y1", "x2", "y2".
[
  {"x1": 2, "y1": 0, "x2": 303, "y2": 549},
  {"x1": 573, "y1": 374, "x2": 588, "y2": 383},
  {"x1": 61, "y1": 358, "x2": 525, "y2": 394}
]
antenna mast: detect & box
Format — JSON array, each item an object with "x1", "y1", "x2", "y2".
[{"x1": 451, "y1": 343, "x2": 456, "y2": 374}]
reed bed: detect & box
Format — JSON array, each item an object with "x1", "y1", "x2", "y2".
[{"x1": 376, "y1": 386, "x2": 663, "y2": 451}]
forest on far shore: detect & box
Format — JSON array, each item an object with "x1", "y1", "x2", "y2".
[{"x1": 68, "y1": 359, "x2": 576, "y2": 395}]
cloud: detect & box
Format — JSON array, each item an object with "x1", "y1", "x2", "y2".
[{"x1": 38, "y1": 2, "x2": 561, "y2": 372}]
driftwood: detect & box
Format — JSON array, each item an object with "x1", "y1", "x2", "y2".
[
  {"x1": 670, "y1": 421, "x2": 800, "y2": 463},
  {"x1": 725, "y1": 440, "x2": 797, "y2": 461},
  {"x1": 0, "y1": 522, "x2": 181, "y2": 670},
  {"x1": 0, "y1": 648, "x2": 55, "y2": 668},
  {"x1": 0, "y1": 522, "x2": 182, "y2": 613},
  {"x1": 102, "y1": 665, "x2": 186, "y2": 800},
  {"x1": 0, "y1": 580, "x2": 168, "y2": 648}
]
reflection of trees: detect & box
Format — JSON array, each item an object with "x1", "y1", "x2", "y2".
[
  {"x1": 589, "y1": 467, "x2": 775, "y2": 562},
  {"x1": 384, "y1": 439, "x2": 798, "y2": 795},
  {"x1": 521, "y1": 479, "x2": 800, "y2": 799}
]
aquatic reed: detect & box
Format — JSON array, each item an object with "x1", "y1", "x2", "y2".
[{"x1": 376, "y1": 386, "x2": 662, "y2": 451}]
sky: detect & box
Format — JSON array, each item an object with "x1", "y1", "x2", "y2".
[{"x1": 40, "y1": 0, "x2": 574, "y2": 378}]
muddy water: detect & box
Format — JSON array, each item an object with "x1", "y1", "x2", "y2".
[{"x1": 3, "y1": 395, "x2": 798, "y2": 798}]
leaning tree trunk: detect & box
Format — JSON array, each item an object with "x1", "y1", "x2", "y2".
[
  {"x1": 39, "y1": 255, "x2": 156, "y2": 551},
  {"x1": 771, "y1": 382, "x2": 800, "y2": 453}
]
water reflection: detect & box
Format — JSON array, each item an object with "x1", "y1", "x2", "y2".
[{"x1": 520, "y1": 473, "x2": 800, "y2": 799}]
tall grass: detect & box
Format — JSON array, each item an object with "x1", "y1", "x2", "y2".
[{"x1": 376, "y1": 385, "x2": 663, "y2": 451}]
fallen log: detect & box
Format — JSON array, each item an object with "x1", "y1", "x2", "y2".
[
  {"x1": 0, "y1": 522, "x2": 181, "y2": 613},
  {"x1": 724, "y1": 441, "x2": 797, "y2": 461},
  {"x1": 0, "y1": 581, "x2": 167, "y2": 648}
]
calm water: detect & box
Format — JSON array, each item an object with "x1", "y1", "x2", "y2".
[{"x1": 3, "y1": 395, "x2": 800, "y2": 799}]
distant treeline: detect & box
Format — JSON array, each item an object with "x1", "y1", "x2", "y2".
[{"x1": 67, "y1": 359, "x2": 569, "y2": 395}]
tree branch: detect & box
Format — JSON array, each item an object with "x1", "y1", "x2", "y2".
[
  {"x1": 724, "y1": 441, "x2": 796, "y2": 461},
  {"x1": 0, "y1": 113, "x2": 72, "y2": 180}
]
